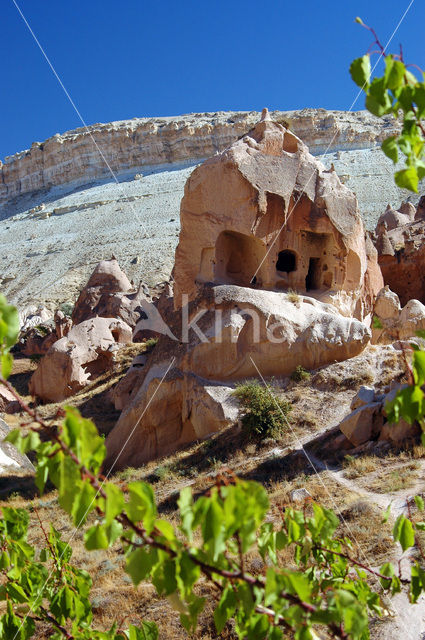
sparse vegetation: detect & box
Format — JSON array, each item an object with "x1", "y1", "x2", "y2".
[
  {"x1": 59, "y1": 302, "x2": 74, "y2": 317},
  {"x1": 368, "y1": 462, "x2": 421, "y2": 494},
  {"x1": 144, "y1": 337, "x2": 158, "y2": 350},
  {"x1": 286, "y1": 288, "x2": 300, "y2": 304},
  {"x1": 233, "y1": 379, "x2": 291, "y2": 440},
  {"x1": 343, "y1": 454, "x2": 379, "y2": 479},
  {"x1": 290, "y1": 364, "x2": 310, "y2": 382}
]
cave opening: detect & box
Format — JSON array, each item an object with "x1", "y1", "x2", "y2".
[
  {"x1": 305, "y1": 257, "x2": 321, "y2": 291},
  {"x1": 276, "y1": 250, "x2": 296, "y2": 273}
]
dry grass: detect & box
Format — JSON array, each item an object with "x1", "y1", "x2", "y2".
[
  {"x1": 367, "y1": 462, "x2": 421, "y2": 494},
  {"x1": 2, "y1": 346, "x2": 422, "y2": 638},
  {"x1": 312, "y1": 366, "x2": 374, "y2": 391},
  {"x1": 287, "y1": 289, "x2": 300, "y2": 304},
  {"x1": 343, "y1": 455, "x2": 379, "y2": 479}
]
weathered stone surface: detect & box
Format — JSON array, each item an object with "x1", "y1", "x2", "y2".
[
  {"x1": 376, "y1": 197, "x2": 425, "y2": 305},
  {"x1": 173, "y1": 114, "x2": 382, "y2": 318},
  {"x1": 109, "y1": 354, "x2": 148, "y2": 411},
  {"x1": 0, "y1": 387, "x2": 20, "y2": 414},
  {"x1": 379, "y1": 419, "x2": 420, "y2": 445},
  {"x1": 350, "y1": 386, "x2": 376, "y2": 411},
  {"x1": 72, "y1": 259, "x2": 148, "y2": 328},
  {"x1": 29, "y1": 317, "x2": 132, "y2": 402},
  {"x1": 0, "y1": 418, "x2": 34, "y2": 475},
  {"x1": 339, "y1": 381, "x2": 421, "y2": 447},
  {"x1": 339, "y1": 402, "x2": 383, "y2": 446},
  {"x1": 105, "y1": 372, "x2": 238, "y2": 468},
  {"x1": 105, "y1": 283, "x2": 371, "y2": 468},
  {"x1": 0, "y1": 110, "x2": 401, "y2": 209},
  {"x1": 374, "y1": 286, "x2": 401, "y2": 320},
  {"x1": 373, "y1": 292, "x2": 425, "y2": 343},
  {"x1": 289, "y1": 488, "x2": 312, "y2": 503}
]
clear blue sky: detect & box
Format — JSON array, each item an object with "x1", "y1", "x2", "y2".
[{"x1": 1, "y1": 0, "x2": 423, "y2": 159}]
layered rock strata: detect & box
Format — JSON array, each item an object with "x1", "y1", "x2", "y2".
[{"x1": 0, "y1": 110, "x2": 400, "y2": 208}]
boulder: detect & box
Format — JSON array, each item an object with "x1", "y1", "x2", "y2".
[
  {"x1": 109, "y1": 354, "x2": 148, "y2": 411},
  {"x1": 289, "y1": 488, "x2": 312, "y2": 503},
  {"x1": 72, "y1": 259, "x2": 149, "y2": 329},
  {"x1": 0, "y1": 418, "x2": 34, "y2": 475},
  {"x1": 19, "y1": 305, "x2": 52, "y2": 332},
  {"x1": 105, "y1": 372, "x2": 239, "y2": 468},
  {"x1": 338, "y1": 382, "x2": 422, "y2": 447},
  {"x1": 379, "y1": 419, "x2": 420, "y2": 445},
  {"x1": 0, "y1": 387, "x2": 20, "y2": 414},
  {"x1": 350, "y1": 386, "x2": 376, "y2": 411},
  {"x1": 374, "y1": 286, "x2": 401, "y2": 320},
  {"x1": 173, "y1": 112, "x2": 382, "y2": 319},
  {"x1": 339, "y1": 402, "x2": 383, "y2": 446},
  {"x1": 372, "y1": 289, "x2": 425, "y2": 344},
  {"x1": 29, "y1": 317, "x2": 132, "y2": 403},
  {"x1": 105, "y1": 283, "x2": 371, "y2": 468}
]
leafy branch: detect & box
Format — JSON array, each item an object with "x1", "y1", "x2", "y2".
[{"x1": 351, "y1": 18, "x2": 425, "y2": 192}]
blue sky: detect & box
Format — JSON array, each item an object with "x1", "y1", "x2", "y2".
[{"x1": 1, "y1": 0, "x2": 424, "y2": 159}]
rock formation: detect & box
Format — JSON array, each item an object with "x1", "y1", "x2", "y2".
[
  {"x1": 105, "y1": 283, "x2": 371, "y2": 468},
  {"x1": 0, "y1": 418, "x2": 34, "y2": 475},
  {"x1": 72, "y1": 258, "x2": 148, "y2": 328},
  {"x1": 339, "y1": 383, "x2": 420, "y2": 447},
  {"x1": 173, "y1": 115, "x2": 383, "y2": 318},
  {"x1": 373, "y1": 287, "x2": 425, "y2": 343},
  {"x1": 2, "y1": 110, "x2": 421, "y2": 311},
  {"x1": 375, "y1": 196, "x2": 425, "y2": 305},
  {"x1": 0, "y1": 110, "x2": 400, "y2": 208},
  {"x1": 29, "y1": 317, "x2": 132, "y2": 402}
]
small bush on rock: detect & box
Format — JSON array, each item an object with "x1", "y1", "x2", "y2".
[
  {"x1": 233, "y1": 380, "x2": 291, "y2": 440},
  {"x1": 291, "y1": 365, "x2": 310, "y2": 382}
]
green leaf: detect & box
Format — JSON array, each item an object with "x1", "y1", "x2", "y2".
[
  {"x1": 410, "y1": 563, "x2": 425, "y2": 603},
  {"x1": 1, "y1": 353, "x2": 13, "y2": 381},
  {"x1": 393, "y1": 514, "x2": 415, "y2": 551},
  {"x1": 415, "y1": 495, "x2": 425, "y2": 512},
  {"x1": 350, "y1": 55, "x2": 371, "y2": 88},
  {"x1": 178, "y1": 487, "x2": 194, "y2": 540},
  {"x1": 202, "y1": 499, "x2": 225, "y2": 560},
  {"x1": 128, "y1": 622, "x2": 158, "y2": 640},
  {"x1": 104, "y1": 483, "x2": 124, "y2": 524},
  {"x1": 214, "y1": 587, "x2": 237, "y2": 633},
  {"x1": 71, "y1": 480, "x2": 96, "y2": 526},
  {"x1": 384, "y1": 56, "x2": 406, "y2": 91},
  {"x1": 84, "y1": 524, "x2": 109, "y2": 550},
  {"x1": 126, "y1": 482, "x2": 157, "y2": 533},
  {"x1": 395, "y1": 167, "x2": 419, "y2": 193},
  {"x1": 414, "y1": 351, "x2": 425, "y2": 387},
  {"x1": 126, "y1": 548, "x2": 156, "y2": 586},
  {"x1": 381, "y1": 136, "x2": 399, "y2": 164}
]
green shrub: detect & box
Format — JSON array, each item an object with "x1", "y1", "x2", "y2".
[
  {"x1": 233, "y1": 380, "x2": 291, "y2": 440},
  {"x1": 59, "y1": 302, "x2": 74, "y2": 317},
  {"x1": 290, "y1": 365, "x2": 310, "y2": 382}
]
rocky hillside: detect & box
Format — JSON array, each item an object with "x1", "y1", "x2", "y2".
[{"x1": 0, "y1": 109, "x2": 422, "y2": 310}]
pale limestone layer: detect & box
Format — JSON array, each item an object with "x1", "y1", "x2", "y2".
[
  {"x1": 1, "y1": 109, "x2": 422, "y2": 310},
  {"x1": 0, "y1": 109, "x2": 399, "y2": 207}
]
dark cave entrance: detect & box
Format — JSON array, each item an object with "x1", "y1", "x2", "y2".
[
  {"x1": 305, "y1": 257, "x2": 321, "y2": 291},
  {"x1": 276, "y1": 250, "x2": 296, "y2": 273}
]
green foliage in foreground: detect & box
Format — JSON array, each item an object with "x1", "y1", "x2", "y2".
[
  {"x1": 3, "y1": 299, "x2": 425, "y2": 639},
  {"x1": 386, "y1": 330, "x2": 425, "y2": 435},
  {"x1": 233, "y1": 380, "x2": 291, "y2": 440},
  {"x1": 351, "y1": 18, "x2": 425, "y2": 192}
]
